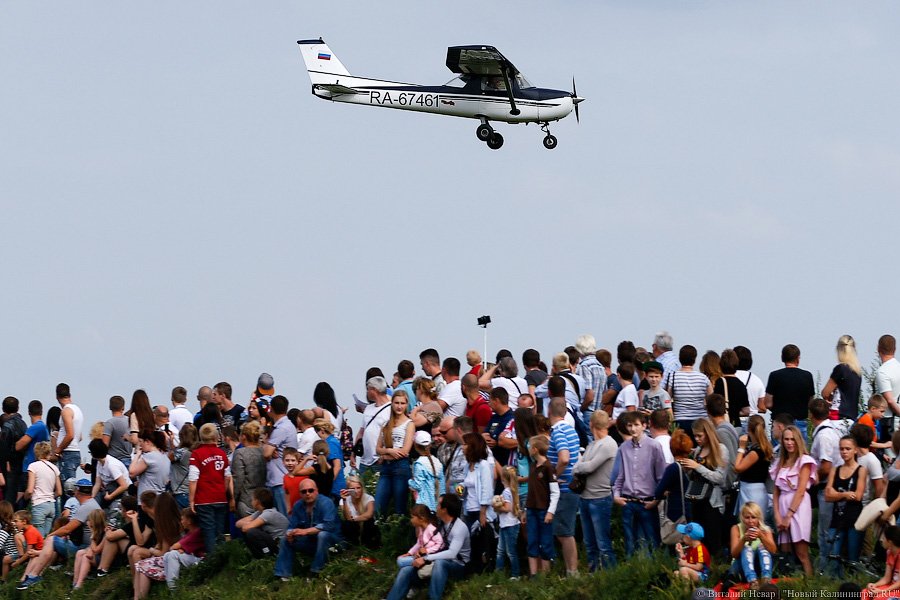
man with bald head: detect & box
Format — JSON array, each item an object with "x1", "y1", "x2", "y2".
[{"x1": 193, "y1": 386, "x2": 213, "y2": 426}]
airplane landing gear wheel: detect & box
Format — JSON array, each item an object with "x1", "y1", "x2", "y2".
[
  {"x1": 476, "y1": 124, "x2": 493, "y2": 141},
  {"x1": 543, "y1": 134, "x2": 558, "y2": 150},
  {"x1": 487, "y1": 132, "x2": 504, "y2": 150}
]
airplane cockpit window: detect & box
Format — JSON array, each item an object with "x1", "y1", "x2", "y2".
[
  {"x1": 515, "y1": 73, "x2": 534, "y2": 89},
  {"x1": 443, "y1": 75, "x2": 471, "y2": 88},
  {"x1": 481, "y1": 75, "x2": 507, "y2": 91}
]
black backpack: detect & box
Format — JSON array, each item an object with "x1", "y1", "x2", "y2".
[{"x1": 559, "y1": 373, "x2": 590, "y2": 448}]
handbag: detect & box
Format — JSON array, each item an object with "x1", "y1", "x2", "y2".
[
  {"x1": 568, "y1": 472, "x2": 587, "y2": 494},
  {"x1": 660, "y1": 463, "x2": 688, "y2": 545},
  {"x1": 773, "y1": 527, "x2": 800, "y2": 576},
  {"x1": 684, "y1": 452, "x2": 714, "y2": 501},
  {"x1": 417, "y1": 563, "x2": 433, "y2": 579}
]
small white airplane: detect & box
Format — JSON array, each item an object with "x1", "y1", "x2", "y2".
[{"x1": 297, "y1": 38, "x2": 584, "y2": 150}]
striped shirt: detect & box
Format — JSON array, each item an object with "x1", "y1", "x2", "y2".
[
  {"x1": 548, "y1": 421, "x2": 580, "y2": 493},
  {"x1": 577, "y1": 355, "x2": 607, "y2": 412},
  {"x1": 666, "y1": 370, "x2": 711, "y2": 420}
]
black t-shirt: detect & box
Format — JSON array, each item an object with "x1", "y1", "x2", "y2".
[
  {"x1": 766, "y1": 367, "x2": 815, "y2": 419},
  {"x1": 125, "y1": 510, "x2": 156, "y2": 548},
  {"x1": 831, "y1": 363, "x2": 862, "y2": 420},
  {"x1": 739, "y1": 447, "x2": 771, "y2": 484},
  {"x1": 714, "y1": 377, "x2": 750, "y2": 427},
  {"x1": 221, "y1": 404, "x2": 245, "y2": 429},
  {"x1": 485, "y1": 410, "x2": 515, "y2": 466}
]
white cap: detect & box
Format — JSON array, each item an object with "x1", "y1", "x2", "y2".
[{"x1": 414, "y1": 431, "x2": 432, "y2": 446}]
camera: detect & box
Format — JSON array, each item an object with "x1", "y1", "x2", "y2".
[{"x1": 476, "y1": 315, "x2": 491, "y2": 327}]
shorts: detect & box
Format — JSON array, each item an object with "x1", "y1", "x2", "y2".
[
  {"x1": 697, "y1": 566, "x2": 710, "y2": 582},
  {"x1": 552, "y1": 491, "x2": 579, "y2": 537},
  {"x1": 52, "y1": 536, "x2": 84, "y2": 559}
]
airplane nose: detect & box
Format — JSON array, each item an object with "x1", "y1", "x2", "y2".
[{"x1": 572, "y1": 96, "x2": 585, "y2": 105}]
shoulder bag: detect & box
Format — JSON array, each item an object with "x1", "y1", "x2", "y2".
[{"x1": 660, "y1": 463, "x2": 688, "y2": 545}]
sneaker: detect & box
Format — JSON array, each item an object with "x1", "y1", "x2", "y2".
[
  {"x1": 406, "y1": 589, "x2": 416, "y2": 599},
  {"x1": 48, "y1": 564, "x2": 63, "y2": 571},
  {"x1": 96, "y1": 568, "x2": 109, "y2": 578},
  {"x1": 17, "y1": 575, "x2": 42, "y2": 590},
  {"x1": 279, "y1": 577, "x2": 291, "y2": 582}
]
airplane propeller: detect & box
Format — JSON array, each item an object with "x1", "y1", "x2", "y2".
[{"x1": 571, "y1": 77, "x2": 583, "y2": 123}]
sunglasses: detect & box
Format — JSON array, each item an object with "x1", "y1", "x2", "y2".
[{"x1": 299, "y1": 489, "x2": 316, "y2": 494}]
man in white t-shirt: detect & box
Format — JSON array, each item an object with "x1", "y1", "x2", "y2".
[
  {"x1": 420, "y1": 348, "x2": 445, "y2": 394},
  {"x1": 169, "y1": 386, "x2": 193, "y2": 436},
  {"x1": 734, "y1": 345, "x2": 770, "y2": 432},
  {"x1": 296, "y1": 410, "x2": 320, "y2": 455},
  {"x1": 648, "y1": 410, "x2": 674, "y2": 464},
  {"x1": 809, "y1": 399, "x2": 843, "y2": 571},
  {"x1": 438, "y1": 358, "x2": 466, "y2": 417},
  {"x1": 876, "y1": 335, "x2": 900, "y2": 432},
  {"x1": 88, "y1": 438, "x2": 130, "y2": 508},
  {"x1": 356, "y1": 377, "x2": 392, "y2": 475},
  {"x1": 478, "y1": 356, "x2": 528, "y2": 411},
  {"x1": 534, "y1": 353, "x2": 586, "y2": 416},
  {"x1": 54, "y1": 383, "x2": 83, "y2": 483}
]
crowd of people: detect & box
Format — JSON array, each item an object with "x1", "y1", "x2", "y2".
[{"x1": 1, "y1": 331, "x2": 900, "y2": 599}]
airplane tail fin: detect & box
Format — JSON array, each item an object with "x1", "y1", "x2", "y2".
[{"x1": 297, "y1": 38, "x2": 351, "y2": 84}]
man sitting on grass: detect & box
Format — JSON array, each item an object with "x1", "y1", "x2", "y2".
[
  {"x1": 17, "y1": 479, "x2": 100, "y2": 590},
  {"x1": 273, "y1": 479, "x2": 342, "y2": 579}
]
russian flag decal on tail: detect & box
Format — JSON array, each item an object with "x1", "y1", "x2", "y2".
[{"x1": 318, "y1": 53, "x2": 331, "y2": 60}]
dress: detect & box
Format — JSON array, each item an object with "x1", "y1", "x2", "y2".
[{"x1": 770, "y1": 454, "x2": 818, "y2": 543}]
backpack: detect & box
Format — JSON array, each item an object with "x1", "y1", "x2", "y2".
[
  {"x1": 0, "y1": 415, "x2": 27, "y2": 467},
  {"x1": 559, "y1": 373, "x2": 590, "y2": 448}
]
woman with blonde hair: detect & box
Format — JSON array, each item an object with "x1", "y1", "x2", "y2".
[
  {"x1": 770, "y1": 425, "x2": 817, "y2": 575},
  {"x1": 728, "y1": 501, "x2": 776, "y2": 588},
  {"x1": 230, "y1": 420, "x2": 265, "y2": 517},
  {"x1": 822, "y1": 334, "x2": 863, "y2": 423},
  {"x1": 340, "y1": 474, "x2": 378, "y2": 547},
  {"x1": 679, "y1": 418, "x2": 729, "y2": 555},
  {"x1": 410, "y1": 378, "x2": 443, "y2": 434},
  {"x1": 374, "y1": 391, "x2": 414, "y2": 515}
]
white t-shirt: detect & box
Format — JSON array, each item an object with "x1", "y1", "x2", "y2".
[
  {"x1": 97, "y1": 455, "x2": 130, "y2": 487},
  {"x1": 876, "y1": 358, "x2": 900, "y2": 417},
  {"x1": 810, "y1": 422, "x2": 843, "y2": 470},
  {"x1": 438, "y1": 380, "x2": 466, "y2": 418},
  {"x1": 652, "y1": 433, "x2": 674, "y2": 464},
  {"x1": 613, "y1": 385, "x2": 639, "y2": 419},
  {"x1": 361, "y1": 402, "x2": 392, "y2": 467},
  {"x1": 57, "y1": 402, "x2": 84, "y2": 453},
  {"x1": 27, "y1": 460, "x2": 60, "y2": 505},
  {"x1": 489, "y1": 377, "x2": 528, "y2": 411},
  {"x1": 297, "y1": 427, "x2": 319, "y2": 455},
  {"x1": 498, "y1": 487, "x2": 519, "y2": 528},
  {"x1": 170, "y1": 405, "x2": 193, "y2": 435},
  {"x1": 736, "y1": 370, "x2": 767, "y2": 416},
  {"x1": 857, "y1": 451, "x2": 884, "y2": 504},
  {"x1": 343, "y1": 492, "x2": 374, "y2": 518}
]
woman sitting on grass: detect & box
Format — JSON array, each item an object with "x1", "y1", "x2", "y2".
[
  {"x1": 727, "y1": 501, "x2": 776, "y2": 589},
  {"x1": 71, "y1": 509, "x2": 106, "y2": 591},
  {"x1": 134, "y1": 508, "x2": 205, "y2": 599}
]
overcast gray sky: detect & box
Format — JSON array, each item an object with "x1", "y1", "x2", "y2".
[{"x1": 2, "y1": 2, "x2": 898, "y2": 430}]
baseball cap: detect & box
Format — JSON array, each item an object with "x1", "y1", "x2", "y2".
[
  {"x1": 75, "y1": 478, "x2": 93, "y2": 491},
  {"x1": 677, "y1": 522, "x2": 705, "y2": 540},
  {"x1": 257, "y1": 373, "x2": 275, "y2": 396},
  {"x1": 414, "y1": 431, "x2": 432, "y2": 446}
]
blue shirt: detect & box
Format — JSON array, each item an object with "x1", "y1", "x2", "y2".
[
  {"x1": 287, "y1": 494, "x2": 341, "y2": 536},
  {"x1": 325, "y1": 435, "x2": 346, "y2": 492},
  {"x1": 548, "y1": 421, "x2": 580, "y2": 493},
  {"x1": 22, "y1": 421, "x2": 50, "y2": 472}
]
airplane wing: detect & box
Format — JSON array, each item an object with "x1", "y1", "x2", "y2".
[
  {"x1": 446, "y1": 45, "x2": 522, "y2": 116},
  {"x1": 445, "y1": 45, "x2": 519, "y2": 77}
]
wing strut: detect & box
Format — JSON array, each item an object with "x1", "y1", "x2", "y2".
[{"x1": 501, "y1": 67, "x2": 520, "y2": 116}]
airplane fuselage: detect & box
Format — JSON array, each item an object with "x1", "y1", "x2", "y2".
[{"x1": 311, "y1": 76, "x2": 576, "y2": 124}]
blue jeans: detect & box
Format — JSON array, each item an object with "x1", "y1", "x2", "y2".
[
  {"x1": 794, "y1": 419, "x2": 808, "y2": 443},
  {"x1": 195, "y1": 503, "x2": 226, "y2": 555},
  {"x1": 825, "y1": 527, "x2": 864, "y2": 577},
  {"x1": 580, "y1": 495, "x2": 616, "y2": 570},
  {"x1": 621, "y1": 501, "x2": 660, "y2": 557},
  {"x1": 374, "y1": 459, "x2": 411, "y2": 516},
  {"x1": 173, "y1": 493, "x2": 190, "y2": 510},
  {"x1": 31, "y1": 501, "x2": 55, "y2": 538},
  {"x1": 274, "y1": 531, "x2": 341, "y2": 576},
  {"x1": 581, "y1": 410, "x2": 595, "y2": 443},
  {"x1": 396, "y1": 555, "x2": 415, "y2": 568},
  {"x1": 816, "y1": 489, "x2": 833, "y2": 571},
  {"x1": 525, "y1": 508, "x2": 554, "y2": 560},
  {"x1": 270, "y1": 485, "x2": 288, "y2": 516},
  {"x1": 386, "y1": 560, "x2": 466, "y2": 600},
  {"x1": 59, "y1": 451, "x2": 81, "y2": 482},
  {"x1": 736, "y1": 545, "x2": 773, "y2": 582},
  {"x1": 496, "y1": 524, "x2": 520, "y2": 577}
]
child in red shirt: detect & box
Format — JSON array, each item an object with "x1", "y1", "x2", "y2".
[
  {"x1": 674, "y1": 522, "x2": 711, "y2": 584},
  {"x1": 281, "y1": 449, "x2": 306, "y2": 514}
]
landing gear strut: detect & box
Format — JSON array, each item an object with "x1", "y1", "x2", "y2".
[
  {"x1": 477, "y1": 118, "x2": 503, "y2": 149},
  {"x1": 540, "y1": 122, "x2": 558, "y2": 150}
]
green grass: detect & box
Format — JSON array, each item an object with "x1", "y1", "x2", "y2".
[{"x1": 0, "y1": 519, "x2": 877, "y2": 600}]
